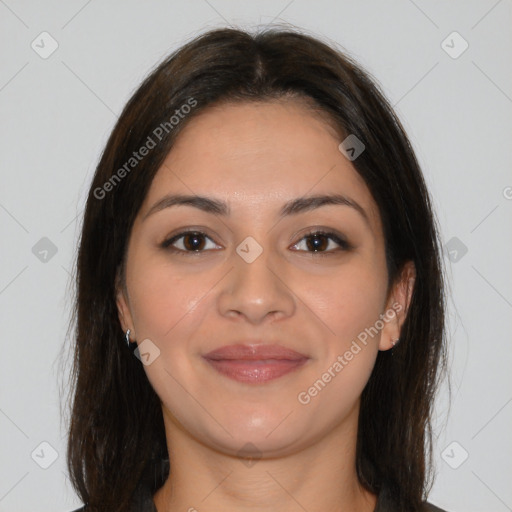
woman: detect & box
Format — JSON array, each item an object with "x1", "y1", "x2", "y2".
[{"x1": 66, "y1": 26, "x2": 449, "y2": 512}]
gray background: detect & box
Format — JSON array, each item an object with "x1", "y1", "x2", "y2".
[{"x1": 1, "y1": 1, "x2": 511, "y2": 511}]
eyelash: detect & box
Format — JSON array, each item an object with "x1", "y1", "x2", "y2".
[{"x1": 160, "y1": 229, "x2": 351, "y2": 257}]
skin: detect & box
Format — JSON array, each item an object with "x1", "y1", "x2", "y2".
[{"x1": 116, "y1": 98, "x2": 415, "y2": 512}]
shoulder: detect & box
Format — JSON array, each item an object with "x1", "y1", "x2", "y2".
[{"x1": 424, "y1": 502, "x2": 451, "y2": 512}]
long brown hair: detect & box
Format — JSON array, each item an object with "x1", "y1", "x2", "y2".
[{"x1": 63, "y1": 26, "x2": 448, "y2": 511}]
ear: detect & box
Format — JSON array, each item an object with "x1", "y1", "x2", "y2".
[
  {"x1": 379, "y1": 260, "x2": 416, "y2": 351},
  {"x1": 115, "y1": 266, "x2": 136, "y2": 340}
]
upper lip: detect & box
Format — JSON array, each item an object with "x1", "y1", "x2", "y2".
[{"x1": 203, "y1": 343, "x2": 308, "y2": 361}]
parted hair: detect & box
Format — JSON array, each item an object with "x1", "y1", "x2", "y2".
[{"x1": 64, "y1": 26, "x2": 448, "y2": 512}]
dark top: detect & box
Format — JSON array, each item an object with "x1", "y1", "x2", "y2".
[{"x1": 70, "y1": 481, "x2": 450, "y2": 512}]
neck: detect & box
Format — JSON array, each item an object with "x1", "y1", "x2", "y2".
[{"x1": 153, "y1": 408, "x2": 377, "y2": 512}]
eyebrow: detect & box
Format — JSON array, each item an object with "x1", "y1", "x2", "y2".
[{"x1": 143, "y1": 193, "x2": 371, "y2": 227}]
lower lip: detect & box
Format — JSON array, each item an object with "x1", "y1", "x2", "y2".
[{"x1": 203, "y1": 358, "x2": 309, "y2": 383}]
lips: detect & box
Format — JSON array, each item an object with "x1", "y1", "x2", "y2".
[{"x1": 203, "y1": 344, "x2": 309, "y2": 384}]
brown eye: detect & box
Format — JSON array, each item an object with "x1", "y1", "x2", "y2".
[
  {"x1": 182, "y1": 232, "x2": 206, "y2": 251},
  {"x1": 291, "y1": 230, "x2": 350, "y2": 255},
  {"x1": 305, "y1": 233, "x2": 329, "y2": 252},
  {"x1": 161, "y1": 231, "x2": 220, "y2": 253}
]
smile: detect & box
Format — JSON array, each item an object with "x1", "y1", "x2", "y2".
[{"x1": 202, "y1": 343, "x2": 310, "y2": 384}]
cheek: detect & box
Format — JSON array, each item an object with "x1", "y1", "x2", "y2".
[
  {"x1": 298, "y1": 259, "x2": 388, "y2": 345},
  {"x1": 295, "y1": 265, "x2": 385, "y2": 420},
  {"x1": 125, "y1": 259, "x2": 212, "y2": 414},
  {"x1": 126, "y1": 256, "x2": 209, "y2": 342}
]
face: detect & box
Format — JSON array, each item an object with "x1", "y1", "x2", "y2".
[{"x1": 116, "y1": 99, "x2": 412, "y2": 459}]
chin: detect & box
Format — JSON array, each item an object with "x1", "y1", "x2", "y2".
[
  {"x1": 210, "y1": 428, "x2": 307, "y2": 460},
  {"x1": 194, "y1": 407, "x2": 313, "y2": 459}
]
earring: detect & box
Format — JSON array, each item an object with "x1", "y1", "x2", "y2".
[
  {"x1": 125, "y1": 329, "x2": 136, "y2": 347},
  {"x1": 391, "y1": 338, "x2": 400, "y2": 347}
]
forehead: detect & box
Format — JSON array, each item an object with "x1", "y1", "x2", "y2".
[{"x1": 139, "y1": 99, "x2": 381, "y2": 230}]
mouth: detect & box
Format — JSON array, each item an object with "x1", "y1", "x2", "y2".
[{"x1": 202, "y1": 344, "x2": 309, "y2": 384}]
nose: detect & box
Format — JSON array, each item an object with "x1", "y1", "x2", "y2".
[{"x1": 216, "y1": 241, "x2": 296, "y2": 325}]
